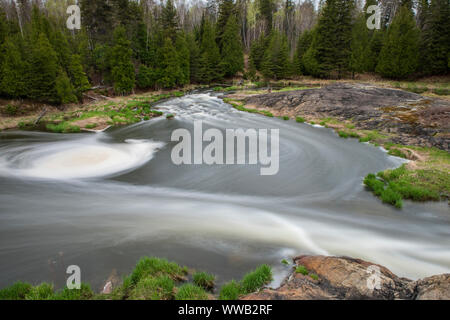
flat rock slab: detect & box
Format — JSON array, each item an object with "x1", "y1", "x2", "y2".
[{"x1": 243, "y1": 83, "x2": 450, "y2": 151}]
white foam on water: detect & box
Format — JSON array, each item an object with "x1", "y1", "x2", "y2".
[{"x1": 0, "y1": 138, "x2": 164, "y2": 180}]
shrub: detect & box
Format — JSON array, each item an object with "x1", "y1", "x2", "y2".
[
  {"x1": 0, "y1": 281, "x2": 32, "y2": 300},
  {"x1": 296, "y1": 117, "x2": 306, "y2": 123},
  {"x1": 282, "y1": 116, "x2": 290, "y2": 121},
  {"x1": 219, "y1": 280, "x2": 241, "y2": 300},
  {"x1": 175, "y1": 284, "x2": 208, "y2": 300},
  {"x1": 281, "y1": 259, "x2": 289, "y2": 265},
  {"x1": 4, "y1": 104, "x2": 19, "y2": 116},
  {"x1": 240, "y1": 264, "x2": 272, "y2": 294},
  {"x1": 193, "y1": 272, "x2": 215, "y2": 290},
  {"x1": 166, "y1": 114, "x2": 175, "y2": 119}
]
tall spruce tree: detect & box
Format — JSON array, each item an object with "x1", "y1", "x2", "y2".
[
  {"x1": 294, "y1": 30, "x2": 313, "y2": 75},
  {"x1": 110, "y1": 26, "x2": 135, "y2": 94},
  {"x1": 216, "y1": 0, "x2": 235, "y2": 51},
  {"x1": 200, "y1": 18, "x2": 223, "y2": 83},
  {"x1": 303, "y1": 0, "x2": 354, "y2": 78},
  {"x1": 376, "y1": 5, "x2": 420, "y2": 79},
  {"x1": 420, "y1": 0, "x2": 450, "y2": 75},
  {"x1": 220, "y1": 15, "x2": 244, "y2": 77},
  {"x1": 0, "y1": 37, "x2": 27, "y2": 98},
  {"x1": 350, "y1": 14, "x2": 371, "y2": 77},
  {"x1": 261, "y1": 32, "x2": 289, "y2": 80}
]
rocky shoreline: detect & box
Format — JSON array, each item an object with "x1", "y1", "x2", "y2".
[
  {"x1": 235, "y1": 83, "x2": 450, "y2": 152},
  {"x1": 242, "y1": 255, "x2": 450, "y2": 300}
]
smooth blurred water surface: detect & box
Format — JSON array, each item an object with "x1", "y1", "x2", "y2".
[{"x1": 0, "y1": 92, "x2": 448, "y2": 290}]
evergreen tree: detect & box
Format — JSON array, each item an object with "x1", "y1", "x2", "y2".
[
  {"x1": 350, "y1": 14, "x2": 371, "y2": 77},
  {"x1": 200, "y1": 19, "x2": 223, "y2": 83},
  {"x1": 220, "y1": 15, "x2": 244, "y2": 77},
  {"x1": 161, "y1": 0, "x2": 179, "y2": 41},
  {"x1": 294, "y1": 30, "x2": 313, "y2": 75},
  {"x1": 261, "y1": 32, "x2": 289, "y2": 80},
  {"x1": 0, "y1": 37, "x2": 27, "y2": 98},
  {"x1": 110, "y1": 26, "x2": 135, "y2": 94},
  {"x1": 157, "y1": 37, "x2": 182, "y2": 88},
  {"x1": 187, "y1": 33, "x2": 204, "y2": 83},
  {"x1": 67, "y1": 54, "x2": 91, "y2": 100},
  {"x1": 80, "y1": 0, "x2": 114, "y2": 42},
  {"x1": 420, "y1": 0, "x2": 450, "y2": 75},
  {"x1": 175, "y1": 33, "x2": 191, "y2": 85},
  {"x1": 249, "y1": 35, "x2": 269, "y2": 72},
  {"x1": 364, "y1": 29, "x2": 384, "y2": 72},
  {"x1": 376, "y1": 5, "x2": 420, "y2": 79},
  {"x1": 27, "y1": 33, "x2": 59, "y2": 103},
  {"x1": 55, "y1": 71, "x2": 78, "y2": 104},
  {"x1": 216, "y1": 0, "x2": 235, "y2": 51},
  {"x1": 303, "y1": 0, "x2": 354, "y2": 78}
]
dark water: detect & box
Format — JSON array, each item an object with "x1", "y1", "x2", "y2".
[{"x1": 0, "y1": 92, "x2": 449, "y2": 291}]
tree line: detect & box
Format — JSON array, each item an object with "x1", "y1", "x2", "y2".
[{"x1": 0, "y1": 0, "x2": 448, "y2": 104}]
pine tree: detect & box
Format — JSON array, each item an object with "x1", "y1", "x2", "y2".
[
  {"x1": 67, "y1": 54, "x2": 91, "y2": 100},
  {"x1": 27, "y1": 33, "x2": 59, "y2": 103},
  {"x1": 0, "y1": 37, "x2": 27, "y2": 98},
  {"x1": 303, "y1": 0, "x2": 354, "y2": 78},
  {"x1": 350, "y1": 13, "x2": 371, "y2": 77},
  {"x1": 216, "y1": 0, "x2": 235, "y2": 51},
  {"x1": 157, "y1": 37, "x2": 182, "y2": 88},
  {"x1": 200, "y1": 19, "x2": 223, "y2": 83},
  {"x1": 110, "y1": 26, "x2": 135, "y2": 94},
  {"x1": 175, "y1": 33, "x2": 191, "y2": 85},
  {"x1": 294, "y1": 30, "x2": 313, "y2": 75},
  {"x1": 55, "y1": 71, "x2": 78, "y2": 104},
  {"x1": 364, "y1": 29, "x2": 384, "y2": 72},
  {"x1": 249, "y1": 35, "x2": 269, "y2": 72},
  {"x1": 220, "y1": 15, "x2": 244, "y2": 77},
  {"x1": 376, "y1": 5, "x2": 420, "y2": 79},
  {"x1": 261, "y1": 32, "x2": 289, "y2": 80},
  {"x1": 161, "y1": 0, "x2": 179, "y2": 41},
  {"x1": 80, "y1": 0, "x2": 114, "y2": 42},
  {"x1": 187, "y1": 33, "x2": 204, "y2": 83},
  {"x1": 420, "y1": 0, "x2": 450, "y2": 75}
]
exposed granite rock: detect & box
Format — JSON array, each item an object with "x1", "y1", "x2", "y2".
[
  {"x1": 241, "y1": 255, "x2": 450, "y2": 300},
  {"x1": 242, "y1": 83, "x2": 450, "y2": 151}
]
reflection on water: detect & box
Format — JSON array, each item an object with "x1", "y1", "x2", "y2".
[{"x1": 0, "y1": 92, "x2": 449, "y2": 290}]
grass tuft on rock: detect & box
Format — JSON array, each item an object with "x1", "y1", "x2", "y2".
[
  {"x1": 193, "y1": 272, "x2": 215, "y2": 291},
  {"x1": 175, "y1": 284, "x2": 208, "y2": 300}
]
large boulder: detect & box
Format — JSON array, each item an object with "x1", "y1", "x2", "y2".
[{"x1": 241, "y1": 255, "x2": 450, "y2": 300}]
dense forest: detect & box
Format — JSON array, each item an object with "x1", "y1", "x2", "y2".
[{"x1": 0, "y1": 0, "x2": 448, "y2": 104}]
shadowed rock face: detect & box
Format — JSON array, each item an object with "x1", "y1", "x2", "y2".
[
  {"x1": 244, "y1": 83, "x2": 450, "y2": 151},
  {"x1": 241, "y1": 256, "x2": 450, "y2": 300}
]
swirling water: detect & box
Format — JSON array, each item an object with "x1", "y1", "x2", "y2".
[{"x1": 0, "y1": 92, "x2": 448, "y2": 289}]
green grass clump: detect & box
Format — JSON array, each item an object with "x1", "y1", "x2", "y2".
[
  {"x1": 130, "y1": 275, "x2": 174, "y2": 300},
  {"x1": 282, "y1": 116, "x2": 290, "y2": 121},
  {"x1": 193, "y1": 272, "x2": 215, "y2": 291},
  {"x1": 219, "y1": 280, "x2": 241, "y2": 300},
  {"x1": 432, "y1": 88, "x2": 449, "y2": 96},
  {"x1": 338, "y1": 131, "x2": 349, "y2": 138},
  {"x1": 295, "y1": 265, "x2": 309, "y2": 276},
  {"x1": 281, "y1": 259, "x2": 289, "y2": 265},
  {"x1": 388, "y1": 148, "x2": 408, "y2": 159},
  {"x1": 166, "y1": 114, "x2": 175, "y2": 119},
  {"x1": 175, "y1": 284, "x2": 208, "y2": 300},
  {"x1": 46, "y1": 122, "x2": 81, "y2": 133},
  {"x1": 240, "y1": 264, "x2": 272, "y2": 294},
  {"x1": 296, "y1": 117, "x2": 306, "y2": 123},
  {"x1": 25, "y1": 283, "x2": 54, "y2": 300},
  {"x1": 310, "y1": 273, "x2": 319, "y2": 281},
  {"x1": 218, "y1": 264, "x2": 273, "y2": 300},
  {"x1": 53, "y1": 284, "x2": 94, "y2": 300},
  {"x1": 129, "y1": 257, "x2": 187, "y2": 285},
  {"x1": 0, "y1": 281, "x2": 32, "y2": 300},
  {"x1": 85, "y1": 123, "x2": 97, "y2": 129}
]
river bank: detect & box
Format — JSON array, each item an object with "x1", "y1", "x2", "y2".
[
  {"x1": 1, "y1": 255, "x2": 448, "y2": 300},
  {"x1": 223, "y1": 82, "x2": 450, "y2": 208}
]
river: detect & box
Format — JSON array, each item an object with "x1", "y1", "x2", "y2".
[{"x1": 0, "y1": 92, "x2": 449, "y2": 290}]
